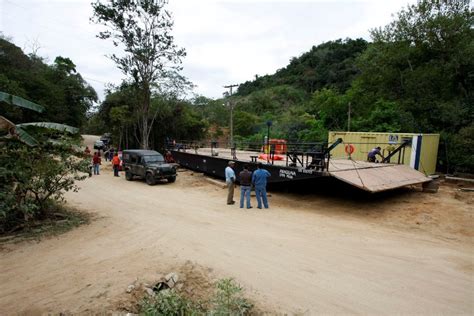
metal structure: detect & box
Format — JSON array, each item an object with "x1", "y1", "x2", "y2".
[{"x1": 167, "y1": 138, "x2": 431, "y2": 192}]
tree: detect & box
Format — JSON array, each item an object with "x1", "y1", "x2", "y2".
[
  {"x1": 0, "y1": 92, "x2": 88, "y2": 233},
  {"x1": 91, "y1": 0, "x2": 186, "y2": 149},
  {"x1": 355, "y1": 0, "x2": 473, "y2": 172},
  {"x1": 0, "y1": 38, "x2": 97, "y2": 128}
]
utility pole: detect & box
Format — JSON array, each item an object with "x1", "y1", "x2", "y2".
[
  {"x1": 223, "y1": 84, "x2": 239, "y2": 148},
  {"x1": 347, "y1": 101, "x2": 351, "y2": 132}
]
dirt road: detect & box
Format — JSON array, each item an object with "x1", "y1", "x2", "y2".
[{"x1": 1, "y1": 136, "x2": 473, "y2": 314}]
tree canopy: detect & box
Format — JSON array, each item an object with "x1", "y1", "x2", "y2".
[
  {"x1": 91, "y1": 0, "x2": 187, "y2": 149},
  {"x1": 0, "y1": 37, "x2": 97, "y2": 128}
]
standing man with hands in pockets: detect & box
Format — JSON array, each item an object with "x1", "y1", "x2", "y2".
[
  {"x1": 239, "y1": 165, "x2": 253, "y2": 209},
  {"x1": 225, "y1": 161, "x2": 236, "y2": 205},
  {"x1": 252, "y1": 163, "x2": 271, "y2": 209}
]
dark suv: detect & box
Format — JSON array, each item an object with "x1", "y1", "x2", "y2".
[{"x1": 122, "y1": 150, "x2": 177, "y2": 185}]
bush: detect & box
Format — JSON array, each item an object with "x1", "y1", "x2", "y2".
[
  {"x1": 211, "y1": 278, "x2": 253, "y2": 315},
  {"x1": 141, "y1": 289, "x2": 201, "y2": 316},
  {"x1": 0, "y1": 138, "x2": 88, "y2": 233},
  {"x1": 139, "y1": 278, "x2": 253, "y2": 316}
]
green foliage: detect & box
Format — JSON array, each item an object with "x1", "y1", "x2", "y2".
[
  {"x1": 0, "y1": 38, "x2": 97, "y2": 128},
  {"x1": 445, "y1": 124, "x2": 474, "y2": 173},
  {"x1": 139, "y1": 278, "x2": 252, "y2": 316},
  {"x1": 141, "y1": 289, "x2": 201, "y2": 316},
  {"x1": 354, "y1": 0, "x2": 473, "y2": 172},
  {"x1": 233, "y1": 111, "x2": 259, "y2": 137},
  {"x1": 237, "y1": 38, "x2": 368, "y2": 96},
  {"x1": 352, "y1": 100, "x2": 415, "y2": 133},
  {"x1": 92, "y1": 83, "x2": 207, "y2": 151},
  {"x1": 307, "y1": 88, "x2": 349, "y2": 131},
  {"x1": 211, "y1": 278, "x2": 253, "y2": 315},
  {"x1": 0, "y1": 137, "x2": 89, "y2": 233},
  {"x1": 91, "y1": 0, "x2": 187, "y2": 149}
]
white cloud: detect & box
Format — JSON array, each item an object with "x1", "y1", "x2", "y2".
[{"x1": 1, "y1": 0, "x2": 417, "y2": 101}]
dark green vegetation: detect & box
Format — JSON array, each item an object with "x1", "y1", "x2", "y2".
[
  {"x1": 85, "y1": 82, "x2": 206, "y2": 151},
  {"x1": 140, "y1": 278, "x2": 253, "y2": 316},
  {"x1": 195, "y1": 1, "x2": 474, "y2": 173},
  {"x1": 0, "y1": 133, "x2": 90, "y2": 234},
  {"x1": 0, "y1": 32, "x2": 94, "y2": 234},
  {"x1": 0, "y1": 87, "x2": 90, "y2": 234},
  {"x1": 0, "y1": 36, "x2": 97, "y2": 127}
]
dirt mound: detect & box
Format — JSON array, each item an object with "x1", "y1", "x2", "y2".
[{"x1": 113, "y1": 261, "x2": 215, "y2": 313}]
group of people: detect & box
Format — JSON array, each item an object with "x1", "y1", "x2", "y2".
[
  {"x1": 84, "y1": 146, "x2": 121, "y2": 177},
  {"x1": 225, "y1": 161, "x2": 271, "y2": 209}
]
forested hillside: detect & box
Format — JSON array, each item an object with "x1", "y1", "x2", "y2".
[
  {"x1": 197, "y1": 1, "x2": 473, "y2": 173},
  {"x1": 0, "y1": 36, "x2": 97, "y2": 128}
]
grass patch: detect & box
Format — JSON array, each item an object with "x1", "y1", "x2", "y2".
[
  {"x1": 140, "y1": 278, "x2": 253, "y2": 315},
  {"x1": 0, "y1": 203, "x2": 90, "y2": 244}
]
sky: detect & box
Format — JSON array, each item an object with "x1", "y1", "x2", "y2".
[{"x1": 0, "y1": 0, "x2": 417, "y2": 101}]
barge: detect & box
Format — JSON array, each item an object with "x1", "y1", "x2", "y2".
[{"x1": 169, "y1": 139, "x2": 431, "y2": 193}]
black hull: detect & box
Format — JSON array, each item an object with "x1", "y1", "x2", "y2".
[{"x1": 171, "y1": 150, "x2": 328, "y2": 186}]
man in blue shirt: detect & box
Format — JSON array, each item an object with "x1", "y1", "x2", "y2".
[
  {"x1": 225, "y1": 161, "x2": 236, "y2": 205},
  {"x1": 252, "y1": 163, "x2": 271, "y2": 209}
]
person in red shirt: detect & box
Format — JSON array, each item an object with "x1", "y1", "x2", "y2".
[
  {"x1": 92, "y1": 152, "x2": 101, "y2": 175},
  {"x1": 164, "y1": 151, "x2": 175, "y2": 163},
  {"x1": 112, "y1": 153, "x2": 121, "y2": 177}
]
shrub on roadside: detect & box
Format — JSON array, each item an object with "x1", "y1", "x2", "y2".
[
  {"x1": 139, "y1": 278, "x2": 253, "y2": 316},
  {"x1": 0, "y1": 137, "x2": 89, "y2": 233}
]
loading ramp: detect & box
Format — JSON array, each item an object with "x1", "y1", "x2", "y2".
[{"x1": 327, "y1": 159, "x2": 431, "y2": 192}]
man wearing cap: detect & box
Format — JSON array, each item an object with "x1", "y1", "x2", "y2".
[{"x1": 225, "y1": 161, "x2": 236, "y2": 205}]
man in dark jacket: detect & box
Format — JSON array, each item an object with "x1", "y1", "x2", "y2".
[
  {"x1": 367, "y1": 146, "x2": 383, "y2": 162},
  {"x1": 239, "y1": 165, "x2": 253, "y2": 209}
]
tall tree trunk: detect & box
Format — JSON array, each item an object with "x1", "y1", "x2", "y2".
[
  {"x1": 141, "y1": 117, "x2": 149, "y2": 149},
  {"x1": 140, "y1": 83, "x2": 151, "y2": 149}
]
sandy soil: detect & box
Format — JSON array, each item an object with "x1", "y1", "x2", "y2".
[{"x1": 0, "y1": 135, "x2": 473, "y2": 314}]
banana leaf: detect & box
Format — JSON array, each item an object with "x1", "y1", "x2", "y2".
[
  {"x1": 0, "y1": 91, "x2": 45, "y2": 113},
  {"x1": 14, "y1": 126, "x2": 39, "y2": 146},
  {"x1": 17, "y1": 122, "x2": 78, "y2": 134}
]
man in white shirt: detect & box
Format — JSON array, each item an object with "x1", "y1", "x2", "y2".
[{"x1": 225, "y1": 161, "x2": 236, "y2": 205}]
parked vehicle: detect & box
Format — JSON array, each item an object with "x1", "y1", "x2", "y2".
[
  {"x1": 122, "y1": 150, "x2": 177, "y2": 185},
  {"x1": 93, "y1": 140, "x2": 105, "y2": 150},
  {"x1": 100, "y1": 133, "x2": 112, "y2": 147}
]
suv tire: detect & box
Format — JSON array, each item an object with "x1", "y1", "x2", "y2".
[
  {"x1": 168, "y1": 176, "x2": 176, "y2": 183},
  {"x1": 145, "y1": 173, "x2": 156, "y2": 185},
  {"x1": 125, "y1": 171, "x2": 133, "y2": 181}
]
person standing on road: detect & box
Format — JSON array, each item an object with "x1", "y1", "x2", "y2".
[
  {"x1": 112, "y1": 152, "x2": 121, "y2": 177},
  {"x1": 225, "y1": 161, "x2": 236, "y2": 205},
  {"x1": 252, "y1": 163, "x2": 271, "y2": 209},
  {"x1": 239, "y1": 165, "x2": 253, "y2": 209},
  {"x1": 109, "y1": 148, "x2": 115, "y2": 162},
  {"x1": 92, "y1": 152, "x2": 101, "y2": 175},
  {"x1": 104, "y1": 148, "x2": 109, "y2": 161}
]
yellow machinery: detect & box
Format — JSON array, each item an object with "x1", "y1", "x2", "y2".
[{"x1": 328, "y1": 131, "x2": 440, "y2": 175}]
